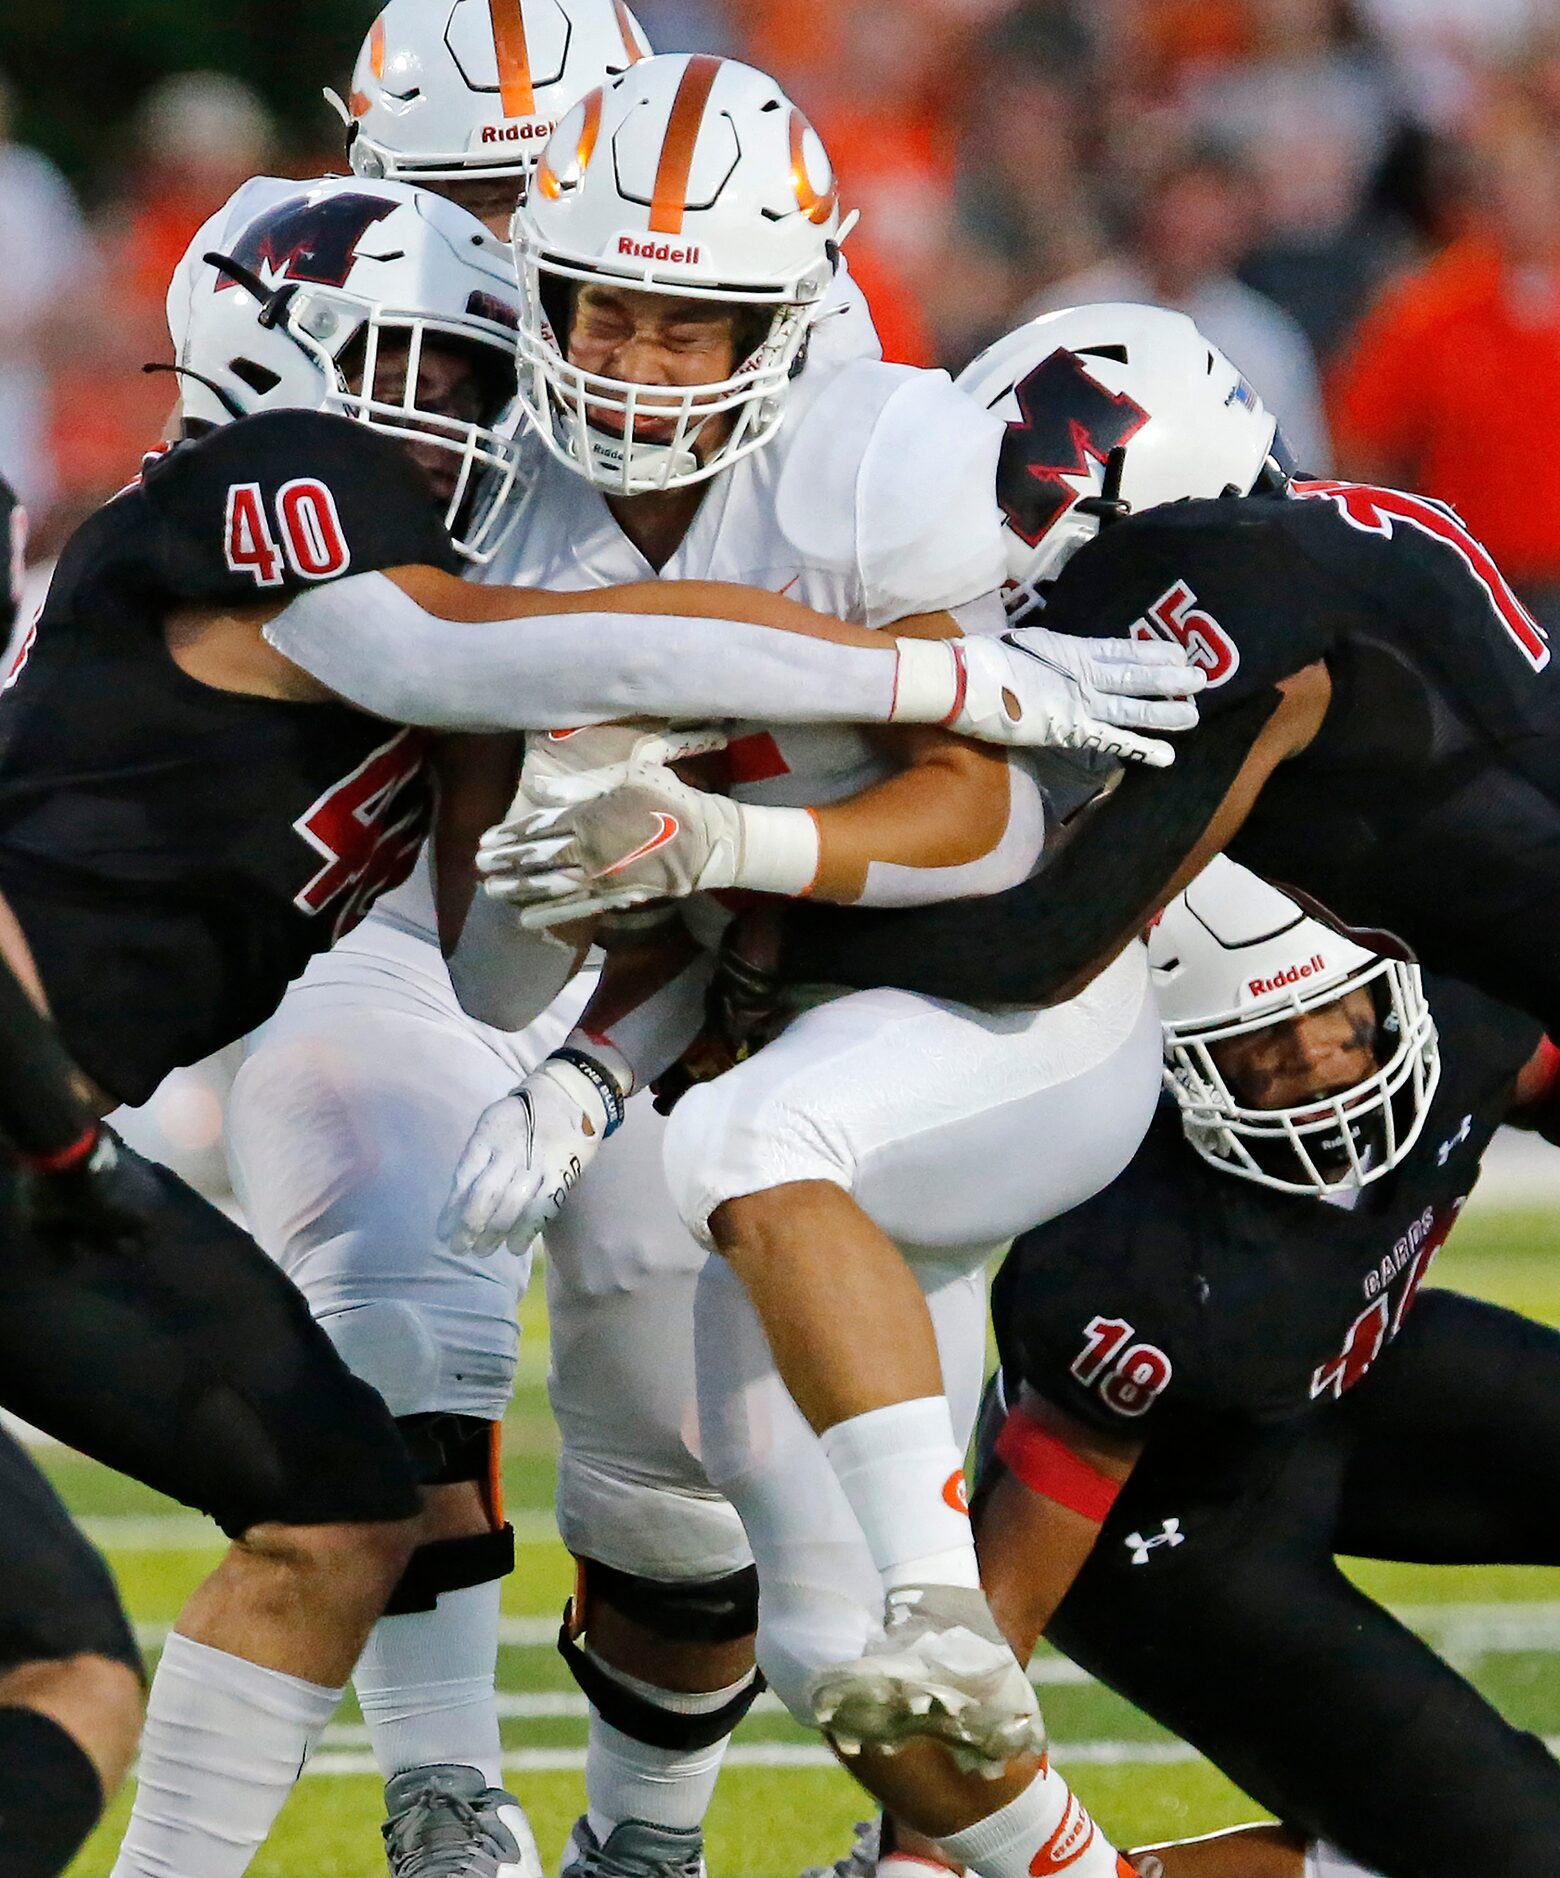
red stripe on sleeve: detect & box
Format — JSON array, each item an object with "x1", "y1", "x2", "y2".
[{"x1": 995, "y1": 1402, "x2": 1122, "y2": 1525}]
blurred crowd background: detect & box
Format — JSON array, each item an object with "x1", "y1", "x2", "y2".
[{"x1": 4, "y1": 0, "x2": 1560, "y2": 620}]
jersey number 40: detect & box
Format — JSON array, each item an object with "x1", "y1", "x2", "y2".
[{"x1": 225, "y1": 479, "x2": 351, "y2": 588}]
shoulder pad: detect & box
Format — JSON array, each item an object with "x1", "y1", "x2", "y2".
[
  {"x1": 771, "y1": 359, "x2": 919, "y2": 586},
  {"x1": 856, "y1": 368, "x2": 1006, "y2": 627},
  {"x1": 141, "y1": 410, "x2": 459, "y2": 608},
  {"x1": 805, "y1": 260, "x2": 884, "y2": 371}
]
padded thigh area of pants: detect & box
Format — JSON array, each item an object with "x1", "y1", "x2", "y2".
[
  {"x1": 0, "y1": 1143, "x2": 417, "y2": 1536},
  {"x1": 0, "y1": 1421, "x2": 140, "y2": 1674}
]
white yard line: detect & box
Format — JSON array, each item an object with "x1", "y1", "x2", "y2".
[
  {"x1": 85, "y1": 1509, "x2": 559, "y2": 1551},
  {"x1": 302, "y1": 1739, "x2": 1208, "y2": 1778}
]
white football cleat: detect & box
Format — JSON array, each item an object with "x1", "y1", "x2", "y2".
[{"x1": 807, "y1": 1585, "x2": 1046, "y2": 1776}]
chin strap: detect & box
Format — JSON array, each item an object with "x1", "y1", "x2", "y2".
[{"x1": 141, "y1": 361, "x2": 249, "y2": 425}]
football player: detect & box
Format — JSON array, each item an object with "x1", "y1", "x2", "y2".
[
  {"x1": 0, "y1": 479, "x2": 145, "y2": 1878},
  {"x1": 78, "y1": 169, "x2": 1189, "y2": 1878},
  {"x1": 190, "y1": 8, "x2": 871, "y2": 1870},
  {"x1": 767, "y1": 301, "x2": 1560, "y2": 1053},
  {"x1": 165, "y1": 22, "x2": 1193, "y2": 1878},
  {"x1": 964, "y1": 856, "x2": 1560, "y2": 1878},
  {"x1": 443, "y1": 56, "x2": 1177, "y2": 1878}
]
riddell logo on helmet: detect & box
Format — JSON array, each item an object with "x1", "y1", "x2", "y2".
[
  {"x1": 617, "y1": 235, "x2": 703, "y2": 264},
  {"x1": 1247, "y1": 954, "x2": 1327, "y2": 997},
  {"x1": 481, "y1": 120, "x2": 554, "y2": 144}
]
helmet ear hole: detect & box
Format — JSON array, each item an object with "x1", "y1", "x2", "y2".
[{"x1": 229, "y1": 357, "x2": 280, "y2": 395}]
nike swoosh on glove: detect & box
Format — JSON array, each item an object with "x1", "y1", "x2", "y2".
[
  {"x1": 479, "y1": 761, "x2": 819, "y2": 930},
  {"x1": 521, "y1": 721, "x2": 730, "y2": 802},
  {"x1": 438, "y1": 1053, "x2": 621, "y2": 1257}
]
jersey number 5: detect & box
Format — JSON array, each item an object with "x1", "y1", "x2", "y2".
[{"x1": 225, "y1": 479, "x2": 351, "y2": 588}]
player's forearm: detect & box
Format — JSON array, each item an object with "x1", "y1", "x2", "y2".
[
  {"x1": 261, "y1": 570, "x2": 1005, "y2": 736},
  {"x1": 568, "y1": 927, "x2": 711, "y2": 1090},
  {"x1": 447, "y1": 891, "x2": 590, "y2": 1032},
  {"x1": 263, "y1": 570, "x2": 901, "y2": 730},
  {"x1": 810, "y1": 744, "x2": 1044, "y2": 906},
  {"x1": 0, "y1": 928, "x2": 101, "y2": 1164}
]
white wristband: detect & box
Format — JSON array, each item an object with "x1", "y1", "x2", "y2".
[
  {"x1": 888, "y1": 638, "x2": 962, "y2": 725},
  {"x1": 733, "y1": 802, "x2": 822, "y2": 897}
]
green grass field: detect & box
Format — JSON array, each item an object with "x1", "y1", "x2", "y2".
[{"x1": 50, "y1": 1203, "x2": 1560, "y2": 1876}]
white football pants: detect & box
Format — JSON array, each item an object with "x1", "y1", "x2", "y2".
[
  {"x1": 226, "y1": 913, "x2": 589, "y2": 1420},
  {"x1": 674, "y1": 945, "x2": 1163, "y2": 1718}
]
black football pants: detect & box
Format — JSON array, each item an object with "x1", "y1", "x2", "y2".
[
  {"x1": 0, "y1": 1416, "x2": 139, "y2": 1678},
  {"x1": 0, "y1": 1138, "x2": 417, "y2": 1539},
  {"x1": 1043, "y1": 1291, "x2": 1560, "y2": 1876}
]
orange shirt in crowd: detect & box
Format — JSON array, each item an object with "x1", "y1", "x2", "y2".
[
  {"x1": 843, "y1": 237, "x2": 934, "y2": 368},
  {"x1": 1330, "y1": 235, "x2": 1560, "y2": 585}
]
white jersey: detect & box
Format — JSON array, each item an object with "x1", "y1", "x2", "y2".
[{"x1": 480, "y1": 354, "x2": 1006, "y2": 815}]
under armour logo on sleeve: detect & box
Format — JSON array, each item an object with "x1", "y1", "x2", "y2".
[{"x1": 1124, "y1": 1518, "x2": 1184, "y2": 1565}]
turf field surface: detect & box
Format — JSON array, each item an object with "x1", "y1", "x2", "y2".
[{"x1": 55, "y1": 1201, "x2": 1560, "y2": 1876}]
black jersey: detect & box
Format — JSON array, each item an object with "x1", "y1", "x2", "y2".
[
  {"x1": 783, "y1": 483, "x2": 1560, "y2": 1027},
  {"x1": 992, "y1": 975, "x2": 1539, "y2": 1437},
  {"x1": 0, "y1": 411, "x2": 457, "y2": 1104}
]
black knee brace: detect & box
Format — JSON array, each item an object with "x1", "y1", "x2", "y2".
[
  {"x1": 384, "y1": 1414, "x2": 514, "y2": 1617},
  {"x1": 557, "y1": 1558, "x2": 764, "y2": 1751},
  {"x1": 573, "y1": 1558, "x2": 760, "y2": 1643}
]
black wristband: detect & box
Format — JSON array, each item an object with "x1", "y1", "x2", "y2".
[{"x1": 550, "y1": 1047, "x2": 626, "y2": 1136}]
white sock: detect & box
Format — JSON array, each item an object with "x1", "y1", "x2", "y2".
[
  {"x1": 111, "y1": 1633, "x2": 342, "y2": 1878},
  {"x1": 1306, "y1": 1844, "x2": 1380, "y2": 1878},
  {"x1": 819, "y1": 1397, "x2": 980, "y2": 1592},
  {"x1": 584, "y1": 1657, "x2": 755, "y2": 1840},
  {"x1": 936, "y1": 1765, "x2": 1123, "y2": 1878},
  {"x1": 353, "y1": 1578, "x2": 505, "y2": 1790}
]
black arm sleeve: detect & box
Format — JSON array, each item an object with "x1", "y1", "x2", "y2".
[
  {"x1": 0, "y1": 957, "x2": 97, "y2": 1161},
  {"x1": 782, "y1": 689, "x2": 1280, "y2": 1003}
]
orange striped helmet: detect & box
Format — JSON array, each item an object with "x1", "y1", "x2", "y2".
[
  {"x1": 335, "y1": 0, "x2": 650, "y2": 191},
  {"x1": 512, "y1": 53, "x2": 846, "y2": 494}
]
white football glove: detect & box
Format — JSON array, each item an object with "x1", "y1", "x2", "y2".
[
  {"x1": 480, "y1": 760, "x2": 820, "y2": 929},
  {"x1": 522, "y1": 721, "x2": 730, "y2": 802},
  {"x1": 437, "y1": 1051, "x2": 624, "y2": 1258},
  {"x1": 890, "y1": 630, "x2": 1203, "y2": 764}
]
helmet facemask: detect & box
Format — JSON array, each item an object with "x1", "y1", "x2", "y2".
[
  {"x1": 1162, "y1": 957, "x2": 1441, "y2": 1198},
  {"x1": 515, "y1": 245, "x2": 826, "y2": 494},
  {"x1": 328, "y1": 302, "x2": 523, "y2": 561}
]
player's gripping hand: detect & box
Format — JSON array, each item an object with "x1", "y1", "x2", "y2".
[
  {"x1": 521, "y1": 721, "x2": 730, "y2": 801},
  {"x1": 481, "y1": 761, "x2": 820, "y2": 929},
  {"x1": 889, "y1": 630, "x2": 1203, "y2": 765},
  {"x1": 438, "y1": 1050, "x2": 626, "y2": 1258},
  {"x1": 14, "y1": 1129, "x2": 150, "y2": 1260}
]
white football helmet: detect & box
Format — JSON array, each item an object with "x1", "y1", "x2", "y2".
[
  {"x1": 1149, "y1": 857, "x2": 1440, "y2": 1198},
  {"x1": 512, "y1": 52, "x2": 845, "y2": 493},
  {"x1": 177, "y1": 177, "x2": 523, "y2": 562},
  {"x1": 335, "y1": 0, "x2": 650, "y2": 188},
  {"x1": 957, "y1": 304, "x2": 1289, "y2": 619}
]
